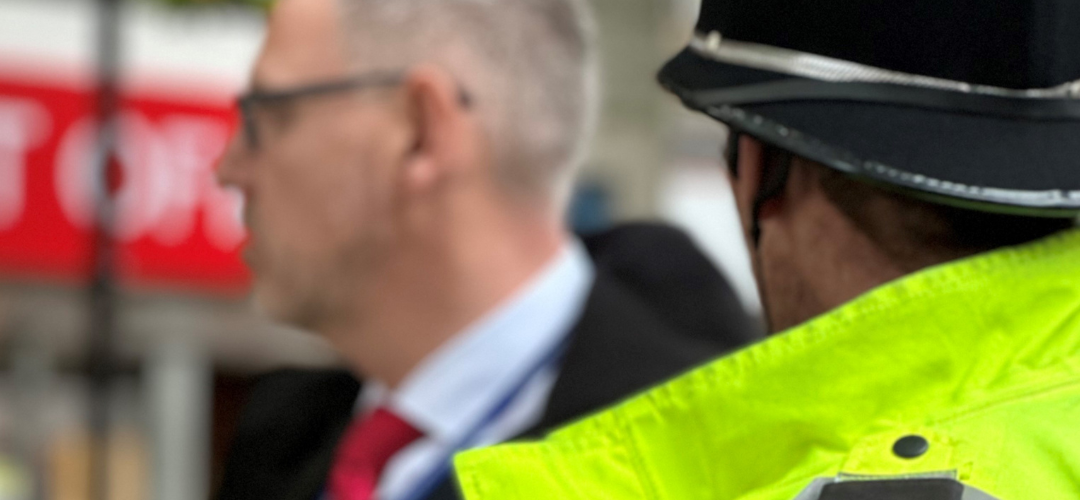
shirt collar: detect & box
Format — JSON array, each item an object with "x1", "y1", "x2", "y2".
[{"x1": 359, "y1": 240, "x2": 595, "y2": 443}]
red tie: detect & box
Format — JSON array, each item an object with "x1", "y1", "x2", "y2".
[{"x1": 328, "y1": 407, "x2": 424, "y2": 500}]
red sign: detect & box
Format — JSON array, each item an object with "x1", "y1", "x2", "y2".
[{"x1": 0, "y1": 76, "x2": 249, "y2": 294}]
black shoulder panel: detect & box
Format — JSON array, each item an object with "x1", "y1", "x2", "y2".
[{"x1": 819, "y1": 479, "x2": 964, "y2": 500}]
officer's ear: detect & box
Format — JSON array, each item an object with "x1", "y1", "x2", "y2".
[
  {"x1": 729, "y1": 135, "x2": 768, "y2": 239},
  {"x1": 399, "y1": 64, "x2": 476, "y2": 196},
  {"x1": 729, "y1": 135, "x2": 794, "y2": 246}
]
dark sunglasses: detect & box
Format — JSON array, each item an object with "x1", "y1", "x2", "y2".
[{"x1": 236, "y1": 71, "x2": 473, "y2": 150}]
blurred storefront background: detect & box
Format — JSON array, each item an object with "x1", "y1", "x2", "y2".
[{"x1": 0, "y1": 0, "x2": 759, "y2": 499}]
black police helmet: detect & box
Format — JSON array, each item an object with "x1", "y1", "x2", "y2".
[{"x1": 660, "y1": 0, "x2": 1080, "y2": 217}]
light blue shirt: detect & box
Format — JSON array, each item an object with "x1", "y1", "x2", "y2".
[{"x1": 357, "y1": 240, "x2": 595, "y2": 500}]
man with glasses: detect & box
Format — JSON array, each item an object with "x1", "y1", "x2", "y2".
[
  {"x1": 214, "y1": 1, "x2": 756, "y2": 500},
  {"x1": 452, "y1": 0, "x2": 1080, "y2": 499}
]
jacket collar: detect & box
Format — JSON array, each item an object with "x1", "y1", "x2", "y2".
[{"x1": 455, "y1": 229, "x2": 1080, "y2": 499}]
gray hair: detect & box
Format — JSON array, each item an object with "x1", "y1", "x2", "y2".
[{"x1": 338, "y1": 0, "x2": 600, "y2": 207}]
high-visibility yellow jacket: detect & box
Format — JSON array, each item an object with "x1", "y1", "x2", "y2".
[{"x1": 454, "y1": 230, "x2": 1080, "y2": 500}]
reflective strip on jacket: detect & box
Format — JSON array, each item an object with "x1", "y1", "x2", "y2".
[{"x1": 454, "y1": 230, "x2": 1080, "y2": 500}]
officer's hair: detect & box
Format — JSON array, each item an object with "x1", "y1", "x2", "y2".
[
  {"x1": 806, "y1": 158, "x2": 1077, "y2": 272},
  {"x1": 337, "y1": 0, "x2": 599, "y2": 208}
]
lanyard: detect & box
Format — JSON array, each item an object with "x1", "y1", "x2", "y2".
[{"x1": 395, "y1": 334, "x2": 572, "y2": 500}]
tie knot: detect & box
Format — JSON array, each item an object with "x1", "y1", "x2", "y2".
[{"x1": 329, "y1": 407, "x2": 424, "y2": 500}]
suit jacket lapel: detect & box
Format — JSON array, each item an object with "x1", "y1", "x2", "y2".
[
  {"x1": 216, "y1": 370, "x2": 359, "y2": 500},
  {"x1": 525, "y1": 273, "x2": 724, "y2": 435}
]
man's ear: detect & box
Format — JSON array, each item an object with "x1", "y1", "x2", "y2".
[
  {"x1": 730, "y1": 135, "x2": 766, "y2": 238},
  {"x1": 400, "y1": 64, "x2": 472, "y2": 195}
]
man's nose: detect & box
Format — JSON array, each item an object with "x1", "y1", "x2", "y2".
[{"x1": 216, "y1": 133, "x2": 249, "y2": 188}]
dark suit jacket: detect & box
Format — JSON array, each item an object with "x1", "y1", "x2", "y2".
[{"x1": 216, "y1": 223, "x2": 759, "y2": 500}]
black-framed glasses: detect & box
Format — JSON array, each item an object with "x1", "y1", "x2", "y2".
[
  {"x1": 237, "y1": 71, "x2": 474, "y2": 150},
  {"x1": 237, "y1": 71, "x2": 405, "y2": 150}
]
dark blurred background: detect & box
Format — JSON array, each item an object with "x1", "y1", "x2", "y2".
[{"x1": 0, "y1": 0, "x2": 759, "y2": 499}]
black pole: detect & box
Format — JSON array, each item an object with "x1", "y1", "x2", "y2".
[{"x1": 88, "y1": 0, "x2": 121, "y2": 500}]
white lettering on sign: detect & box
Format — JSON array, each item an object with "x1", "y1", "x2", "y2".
[
  {"x1": 55, "y1": 115, "x2": 98, "y2": 230},
  {"x1": 114, "y1": 112, "x2": 173, "y2": 243},
  {"x1": 156, "y1": 116, "x2": 232, "y2": 246},
  {"x1": 54, "y1": 111, "x2": 245, "y2": 250},
  {"x1": 0, "y1": 98, "x2": 50, "y2": 230}
]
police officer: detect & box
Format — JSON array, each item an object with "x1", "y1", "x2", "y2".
[{"x1": 450, "y1": 0, "x2": 1080, "y2": 499}]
